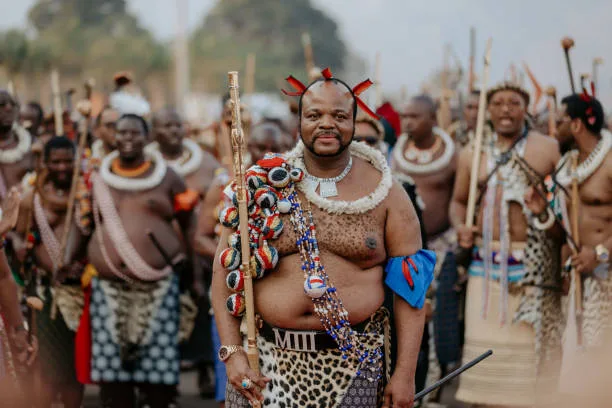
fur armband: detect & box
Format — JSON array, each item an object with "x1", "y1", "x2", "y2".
[
  {"x1": 174, "y1": 189, "x2": 200, "y2": 213},
  {"x1": 385, "y1": 249, "x2": 436, "y2": 309}
]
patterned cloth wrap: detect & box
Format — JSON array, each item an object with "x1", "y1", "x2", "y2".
[
  {"x1": 89, "y1": 274, "x2": 181, "y2": 385},
  {"x1": 467, "y1": 246, "x2": 527, "y2": 283},
  {"x1": 226, "y1": 309, "x2": 390, "y2": 408}
]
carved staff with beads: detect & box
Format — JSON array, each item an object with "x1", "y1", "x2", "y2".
[{"x1": 227, "y1": 71, "x2": 259, "y2": 372}]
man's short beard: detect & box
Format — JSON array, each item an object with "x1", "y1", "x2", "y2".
[{"x1": 300, "y1": 134, "x2": 352, "y2": 157}]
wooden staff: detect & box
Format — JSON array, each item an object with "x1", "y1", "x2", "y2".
[
  {"x1": 374, "y1": 52, "x2": 382, "y2": 108},
  {"x1": 438, "y1": 45, "x2": 453, "y2": 130},
  {"x1": 245, "y1": 53, "x2": 256, "y2": 95},
  {"x1": 227, "y1": 71, "x2": 259, "y2": 373},
  {"x1": 468, "y1": 27, "x2": 476, "y2": 93},
  {"x1": 50, "y1": 70, "x2": 64, "y2": 136},
  {"x1": 561, "y1": 37, "x2": 576, "y2": 93},
  {"x1": 592, "y1": 57, "x2": 603, "y2": 91},
  {"x1": 570, "y1": 152, "x2": 583, "y2": 345},
  {"x1": 545, "y1": 86, "x2": 557, "y2": 137},
  {"x1": 7, "y1": 81, "x2": 15, "y2": 97},
  {"x1": 465, "y1": 39, "x2": 493, "y2": 228},
  {"x1": 301, "y1": 32, "x2": 315, "y2": 81}
]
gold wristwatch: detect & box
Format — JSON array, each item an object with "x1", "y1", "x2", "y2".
[
  {"x1": 218, "y1": 345, "x2": 243, "y2": 362},
  {"x1": 595, "y1": 244, "x2": 610, "y2": 263}
]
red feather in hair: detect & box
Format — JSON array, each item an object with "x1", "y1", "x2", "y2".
[
  {"x1": 352, "y1": 79, "x2": 373, "y2": 96},
  {"x1": 282, "y1": 75, "x2": 307, "y2": 97},
  {"x1": 321, "y1": 68, "x2": 333, "y2": 79}
]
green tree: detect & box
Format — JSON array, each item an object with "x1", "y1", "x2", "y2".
[
  {"x1": 190, "y1": 0, "x2": 347, "y2": 92},
  {"x1": 0, "y1": 29, "x2": 30, "y2": 75}
]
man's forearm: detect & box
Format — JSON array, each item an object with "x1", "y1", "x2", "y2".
[
  {"x1": 0, "y1": 252, "x2": 24, "y2": 329},
  {"x1": 449, "y1": 200, "x2": 467, "y2": 229},
  {"x1": 393, "y1": 296, "x2": 425, "y2": 377}
]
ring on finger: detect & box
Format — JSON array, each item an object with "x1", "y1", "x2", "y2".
[{"x1": 241, "y1": 377, "x2": 253, "y2": 389}]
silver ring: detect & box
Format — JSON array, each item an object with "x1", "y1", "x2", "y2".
[{"x1": 241, "y1": 377, "x2": 253, "y2": 389}]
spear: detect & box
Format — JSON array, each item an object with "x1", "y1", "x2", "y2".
[
  {"x1": 561, "y1": 37, "x2": 576, "y2": 93},
  {"x1": 227, "y1": 71, "x2": 259, "y2": 372}
]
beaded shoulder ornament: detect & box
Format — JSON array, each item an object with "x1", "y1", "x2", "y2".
[{"x1": 219, "y1": 69, "x2": 385, "y2": 381}]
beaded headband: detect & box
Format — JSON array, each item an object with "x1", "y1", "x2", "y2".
[
  {"x1": 486, "y1": 81, "x2": 531, "y2": 106},
  {"x1": 282, "y1": 67, "x2": 379, "y2": 119}
]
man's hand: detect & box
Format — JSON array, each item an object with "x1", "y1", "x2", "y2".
[
  {"x1": 0, "y1": 187, "x2": 20, "y2": 236},
  {"x1": 571, "y1": 246, "x2": 599, "y2": 275},
  {"x1": 10, "y1": 329, "x2": 38, "y2": 367},
  {"x1": 524, "y1": 186, "x2": 548, "y2": 217},
  {"x1": 457, "y1": 224, "x2": 478, "y2": 249},
  {"x1": 226, "y1": 351, "x2": 270, "y2": 407},
  {"x1": 382, "y1": 371, "x2": 415, "y2": 408}
]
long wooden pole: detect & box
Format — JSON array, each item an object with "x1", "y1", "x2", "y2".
[
  {"x1": 227, "y1": 71, "x2": 259, "y2": 373},
  {"x1": 592, "y1": 58, "x2": 603, "y2": 91},
  {"x1": 561, "y1": 37, "x2": 576, "y2": 93},
  {"x1": 245, "y1": 53, "x2": 256, "y2": 95},
  {"x1": 570, "y1": 153, "x2": 583, "y2": 345},
  {"x1": 468, "y1": 27, "x2": 476, "y2": 93},
  {"x1": 301, "y1": 32, "x2": 315, "y2": 81},
  {"x1": 50, "y1": 70, "x2": 63, "y2": 137},
  {"x1": 465, "y1": 39, "x2": 493, "y2": 227}
]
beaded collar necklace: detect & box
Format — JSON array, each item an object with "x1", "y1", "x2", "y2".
[
  {"x1": 0, "y1": 123, "x2": 31, "y2": 164},
  {"x1": 302, "y1": 156, "x2": 353, "y2": 198}
]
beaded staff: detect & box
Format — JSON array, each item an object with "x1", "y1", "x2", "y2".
[
  {"x1": 465, "y1": 39, "x2": 492, "y2": 229},
  {"x1": 227, "y1": 71, "x2": 259, "y2": 373}
]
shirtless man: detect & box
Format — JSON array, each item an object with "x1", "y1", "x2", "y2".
[
  {"x1": 448, "y1": 91, "x2": 480, "y2": 148},
  {"x1": 0, "y1": 91, "x2": 34, "y2": 199},
  {"x1": 13, "y1": 137, "x2": 86, "y2": 408},
  {"x1": 213, "y1": 71, "x2": 434, "y2": 408},
  {"x1": 450, "y1": 83, "x2": 562, "y2": 407},
  {"x1": 91, "y1": 107, "x2": 120, "y2": 161},
  {"x1": 393, "y1": 95, "x2": 458, "y2": 397},
  {"x1": 84, "y1": 114, "x2": 199, "y2": 408},
  {"x1": 529, "y1": 93, "x2": 612, "y2": 406},
  {"x1": 150, "y1": 108, "x2": 220, "y2": 199}
]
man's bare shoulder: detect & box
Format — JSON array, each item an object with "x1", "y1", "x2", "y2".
[
  {"x1": 199, "y1": 149, "x2": 221, "y2": 172},
  {"x1": 528, "y1": 130, "x2": 560, "y2": 168}
]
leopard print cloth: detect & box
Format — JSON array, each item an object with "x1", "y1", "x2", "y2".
[
  {"x1": 226, "y1": 309, "x2": 389, "y2": 408},
  {"x1": 582, "y1": 272, "x2": 612, "y2": 347}
]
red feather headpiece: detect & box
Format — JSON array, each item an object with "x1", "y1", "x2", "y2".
[
  {"x1": 580, "y1": 79, "x2": 597, "y2": 126},
  {"x1": 282, "y1": 67, "x2": 379, "y2": 119}
]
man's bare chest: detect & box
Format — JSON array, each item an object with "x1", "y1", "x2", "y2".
[
  {"x1": 0, "y1": 160, "x2": 29, "y2": 187},
  {"x1": 109, "y1": 188, "x2": 174, "y2": 219},
  {"x1": 276, "y1": 206, "x2": 387, "y2": 264},
  {"x1": 580, "y1": 169, "x2": 612, "y2": 206}
]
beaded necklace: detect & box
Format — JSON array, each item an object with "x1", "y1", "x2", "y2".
[{"x1": 285, "y1": 187, "x2": 382, "y2": 381}]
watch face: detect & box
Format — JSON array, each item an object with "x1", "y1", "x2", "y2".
[{"x1": 219, "y1": 347, "x2": 229, "y2": 361}]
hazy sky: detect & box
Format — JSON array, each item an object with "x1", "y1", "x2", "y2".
[{"x1": 2, "y1": 0, "x2": 611, "y2": 108}]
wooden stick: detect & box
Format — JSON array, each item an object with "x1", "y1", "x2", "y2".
[
  {"x1": 561, "y1": 37, "x2": 576, "y2": 93},
  {"x1": 545, "y1": 86, "x2": 557, "y2": 137},
  {"x1": 592, "y1": 58, "x2": 603, "y2": 91},
  {"x1": 7, "y1": 81, "x2": 15, "y2": 98},
  {"x1": 465, "y1": 39, "x2": 493, "y2": 228},
  {"x1": 522, "y1": 62, "x2": 543, "y2": 116},
  {"x1": 570, "y1": 153, "x2": 582, "y2": 345},
  {"x1": 468, "y1": 27, "x2": 476, "y2": 92},
  {"x1": 375, "y1": 52, "x2": 382, "y2": 108},
  {"x1": 245, "y1": 53, "x2": 256, "y2": 95},
  {"x1": 227, "y1": 71, "x2": 259, "y2": 373},
  {"x1": 50, "y1": 70, "x2": 63, "y2": 137},
  {"x1": 301, "y1": 32, "x2": 315, "y2": 81}
]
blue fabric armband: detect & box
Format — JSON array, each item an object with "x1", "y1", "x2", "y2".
[{"x1": 384, "y1": 249, "x2": 436, "y2": 309}]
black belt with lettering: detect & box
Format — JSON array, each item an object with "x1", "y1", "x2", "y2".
[{"x1": 259, "y1": 319, "x2": 370, "y2": 352}]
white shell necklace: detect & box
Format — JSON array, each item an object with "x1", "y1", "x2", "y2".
[
  {"x1": 0, "y1": 123, "x2": 31, "y2": 164},
  {"x1": 100, "y1": 150, "x2": 167, "y2": 192},
  {"x1": 392, "y1": 127, "x2": 454, "y2": 175},
  {"x1": 556, "y1": 129, "x2": 612, "y2": 186},
  {"x1": 145, "y1": 138, "x2": 203, "y2": 177},
  {"x1": 302, "y1": 155, "x2": 353, "y2": 198}
]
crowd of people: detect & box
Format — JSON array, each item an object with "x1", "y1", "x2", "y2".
[{"x1": 0, "y1": 60, "x2": 609, "y2": 408}]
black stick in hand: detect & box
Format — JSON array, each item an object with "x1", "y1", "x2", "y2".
[{"x1": 414, "y1": 350, "x2": 493, "y2": 402}]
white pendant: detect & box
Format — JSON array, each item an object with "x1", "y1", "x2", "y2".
[
  {"x1": 417, "y1": 151, "x2": 433, "y2": 164},
  {"x1": 319, "y1": 180, "x2": 338, "y2": 198},
  {"x1": 405, "y1": 148, "x2": 418, "y2": 161},
  {"x1": 303, "y1": 178, "x2": 318, "y2": 194},
  {"x1": 304, "y1": 275, "x2": 327, "y2": 298}
]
